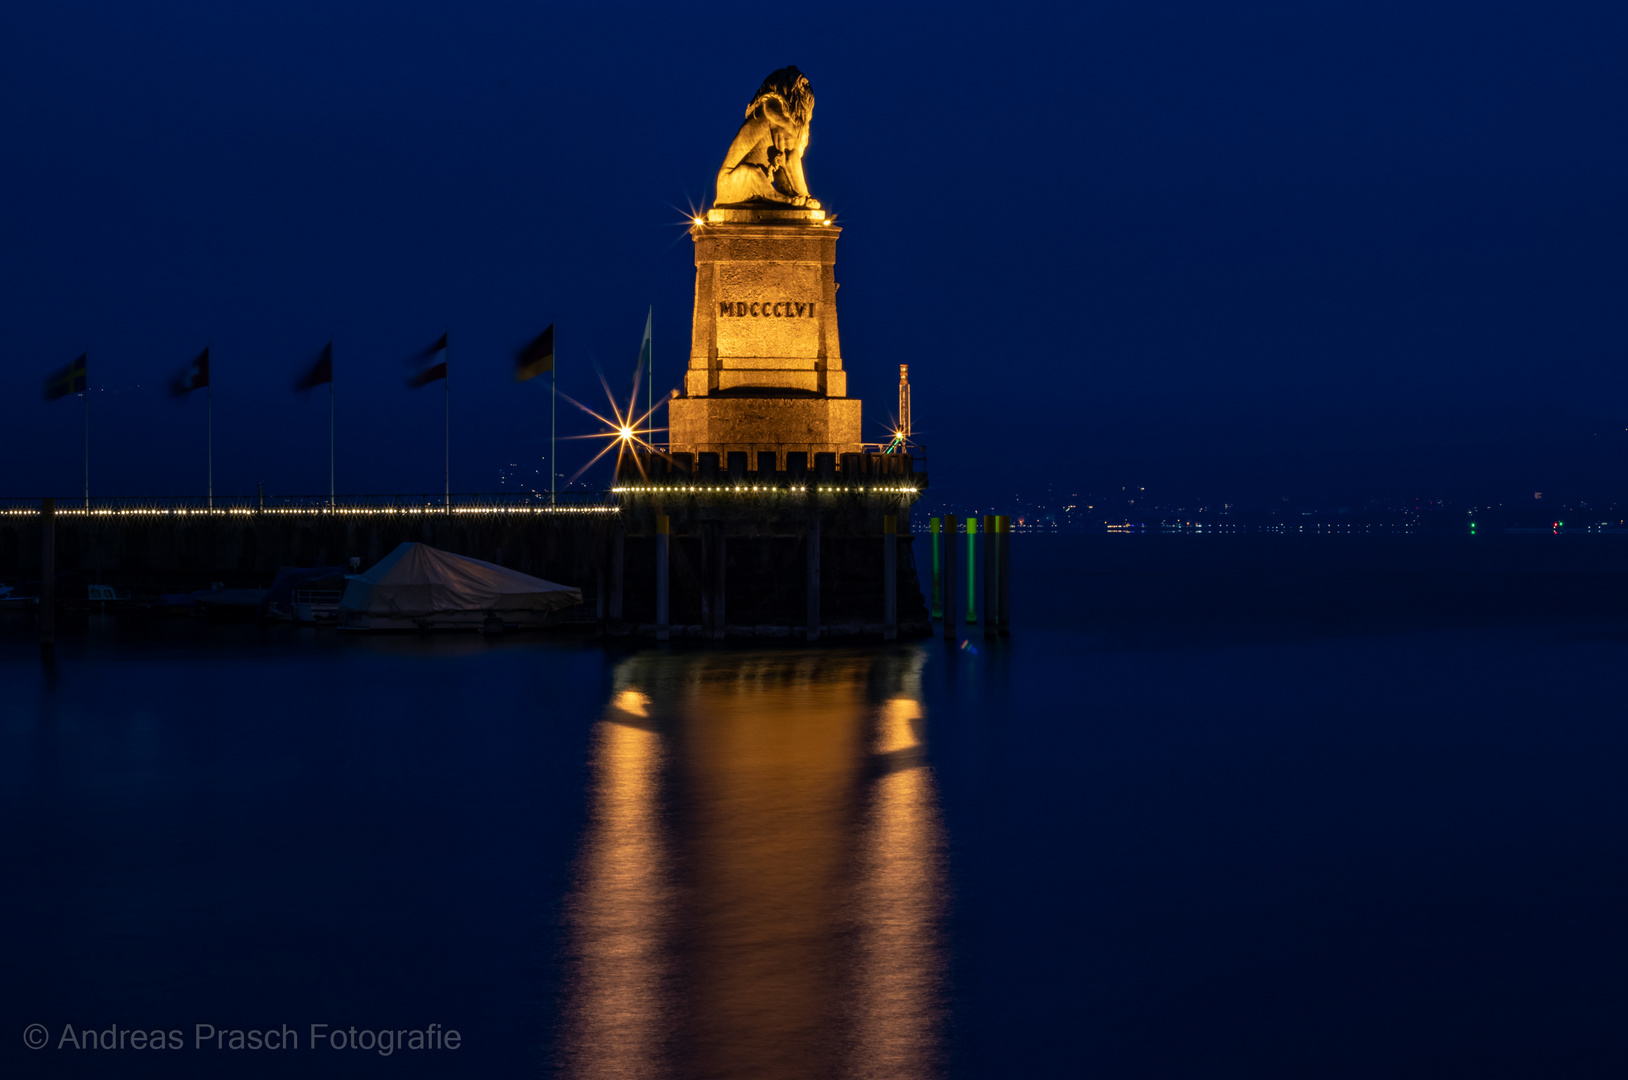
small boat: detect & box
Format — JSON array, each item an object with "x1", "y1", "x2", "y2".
[{"x1": 292, "y1": 578, "x2": 348, "y2": 624}]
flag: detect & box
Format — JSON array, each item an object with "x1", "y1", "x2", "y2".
[
  {"x1": 637, "y1": 308, "x2": 652, "y2": 380},
  {"x1": 171, "y1": 347, "x2": 210, "y2": 396},
  {"x1": 515, "y1": 324, "x2": 553, "y2": 382},
  {"x1": 410, "y1": 333, "x2": 448, "y2": 364},
  {"x1": 294, "y1": 343, "x2": 333, "y2": 390},
  {"x1": 44, "y1": 354, "x2": 87, "y2": 401},
  {"x1": 407, "y1": 361, "x2": 447, "y2": 388}
]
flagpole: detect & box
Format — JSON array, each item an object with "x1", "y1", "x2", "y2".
[
  {"x1": 207, "y1": 380, "x2": 213, "y2": 509},
  {"x1": 82, "y1": 366, "x2": 89, "y2": 511},
  {"x1": 550, "y1": 357, "x2": 556, "y2": 505},
  {"x1": 328, "y1": 343, "x2": 335, "y2": 509},
  {"x1": 647, "y1": 305, "x2": 652, "y2": 444},
  {"x1": 444, "y1": 336, "x2": 450, "y2": 511}
]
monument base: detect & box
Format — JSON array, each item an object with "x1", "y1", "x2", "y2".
[{"x1": 668, "y1": 395, "x2": 861, "y2": 461}]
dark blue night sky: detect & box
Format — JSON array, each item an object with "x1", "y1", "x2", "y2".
[{"x1": 4, "y1": 1, "x2": 1625, "y2": 504}]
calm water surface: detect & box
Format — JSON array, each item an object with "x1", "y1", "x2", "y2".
[{"x1": 5, "y1": 536, "x2": 1628, "y2": 1077}]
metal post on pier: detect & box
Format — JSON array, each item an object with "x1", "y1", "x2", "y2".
[
  {"x1": 806, "y1": 513, "x2": 821, "y2": 642},
  {"x1": 983, "y1": 514, "x2": 998, "y2": 639},
  {"x1": 941, "y1": 514, "x2": 957, "y2": 641},
  {"x1": 989, "y1": 514, "x2": 1002, "y2": 635},
  {"x1": 929, "y1": 516, "x2": 942, "y2": 619},
  {"x1": 656, "y1": 513, "x2": 670, "y2": 641},
  {"x1": 883, "y1": 513, "x2": 898, "y2": 641},
  {"x1": 39, "y1": 498, "x2": 55, "y2": 649}
]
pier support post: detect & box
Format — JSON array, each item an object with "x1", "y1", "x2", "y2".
[
  {"x1": 929, "y1": 517, "x2": 942, "y2": 619},
  {"x1": 610, "y1": 523, "x2": 624, "y2": 624},
  {"x1": 595, "y1": 563, "x2": 606, "y2": 632},
  {"x1": 806, "y1": 513, "x2": 821, "y2": 642},
  {"x1": 709, "y1": 525, "x2": 726, "y2": 641},
  {"x1": 701, "y1": 522, "x2": 715, "y2": 638},
  {"x1": 883, "y1": 513, "x2": 897, "y2": 641},
  {"x1": 655, "y1": 513, "x2": 670, "y2": 642},
  {"x1": 983, "y1": 515, "x2": 998, "y2": 639},
  {"x1": 39, "y1": 498, "x2": 55, "y2": 649},
  {"x1": 941, "y1": 514, "x2": 957, "y2": 641},
  {"x1": 989, "y1": 514, "x2": 1002, "y2": 635}
]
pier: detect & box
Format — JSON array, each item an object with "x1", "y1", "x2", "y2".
[{"x1": 2, "y1": 449, "x2": 944, "y2": 640}]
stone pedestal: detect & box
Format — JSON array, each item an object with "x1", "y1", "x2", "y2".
[{"x1": 667, "y1": 206, "x2": 862, "y2": 461}]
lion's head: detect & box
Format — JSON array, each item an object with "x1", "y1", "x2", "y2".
[{"x1": 746, "y1": 66, "x2": 814, "y2": 125}]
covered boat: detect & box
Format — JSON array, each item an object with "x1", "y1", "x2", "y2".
[{"x1": 337, "y1": 542, "x2": 581, "y2": 631}]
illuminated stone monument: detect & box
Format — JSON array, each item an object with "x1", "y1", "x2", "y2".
[{"x1": 668, "y1": 66, "x2": 863, "y2": 462}]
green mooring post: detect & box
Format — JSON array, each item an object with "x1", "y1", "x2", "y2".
[
  {"x1": 965, "y1": 515, "x2": 978, "y2": 624},
  {"x1": 983, "y1": 514, "x2": 998, "y2": 639},
  {"x1": 942, "y1": 514, "x2": 957, "y2": 640},
  {"x1": 929, "y1": 517, "x2": 942, "y2": 618}
]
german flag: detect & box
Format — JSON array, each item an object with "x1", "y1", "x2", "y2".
[
  {"x1": 515, "y1": 324, "x2": 553, "y2": 382},
  {"x1": 44, "y1": 354, "x2": 87, "y2": 401}
]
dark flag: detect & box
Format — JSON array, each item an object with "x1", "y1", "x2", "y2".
[
  {"x1": 410, "y1": 333, "x2": 448, "y2": 364},
  {"x1": 295, "y1": 343, "x2": 333, "y2": 390},
  {"x1": 44, "y1": 354, "x2": 87, "y2": 400},
  {"x1": 171, "y1": 347, "x2": 210, "y2": 396},
  {"x1": 515, "y1": 324, "x2": 554, "y2": 382},
  {"x1": 407, "y1": 361, "x2": 447, "y2": 388}
]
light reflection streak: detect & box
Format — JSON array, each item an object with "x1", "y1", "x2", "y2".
[
  {"x1": 852, "y1": 661, "x2": 947, "y2": 1079},
  {"x1": 560, "y1": 650, "x2": 946, "y2": 1079},
  {"x1": 559, "y1": 687, "x2": 672, "y2": 1080}
]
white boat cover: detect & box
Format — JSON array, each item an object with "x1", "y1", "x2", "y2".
[{"x1": 338, "y1": 542, "x2": 581, "y2": 630}]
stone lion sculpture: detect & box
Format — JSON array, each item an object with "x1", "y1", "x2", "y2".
[{"x1": 715, "y1": 66, "x2": 821, "y2": 209}]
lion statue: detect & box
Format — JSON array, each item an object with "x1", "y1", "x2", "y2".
[{"x1": 715, "y1": 66, "x2": 821, "y2": 209}]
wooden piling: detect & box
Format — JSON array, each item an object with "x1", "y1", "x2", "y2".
[
  {"x1": 39, "y1": 498, "x2": 55, "y2": 649},
  {"x1": 655, "y1": 513, "x2": 670, "y2": 641},
  {"x1": 806, "y1": 513, "x2": 821, "y2": 642},
  {"x1": 595, "y1": 563, "x2": 606, "y2": 632},
  {"x1": 710, "y1": 525, "x2": 726, "y2": 641},
  {"x1": 883, "y1": 513, "x2": 898, "y2": 641},
  {"x1": 941, "y1": 514, "x2": 957, "y2": 641},
  {"x1": 701, "y1": 522, "x2": 716, "y2": 638},
  {"x1": 989, "y1": 514, "x2": 1002, "y2": 635},
  {"x1": 983, "y1": 514, "x2": 998, "y2": 639},
  {"x1": 610, "y1": 524, "x2": 625, "y2": 623}
]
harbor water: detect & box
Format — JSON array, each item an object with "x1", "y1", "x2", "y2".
[{"x1": 5, "y1": 534, "x2": 1628, "y2": 1077}]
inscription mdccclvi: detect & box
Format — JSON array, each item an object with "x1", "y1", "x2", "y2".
[{"x1": 719, "y1": 301, "x2": 817, "y2": 319}]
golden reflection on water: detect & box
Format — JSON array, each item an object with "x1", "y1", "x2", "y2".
[
  {"x1": 560, "y1": 649, "x2": 946, "y2": 1080},
  {"x1": 558, "y1": 681, "x2": 672, "y2": 1080}
]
